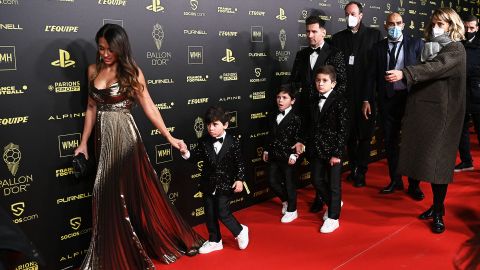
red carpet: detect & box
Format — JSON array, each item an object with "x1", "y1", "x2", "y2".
[{"x1": 156, "y1": 138, "x2": 480, "y2": 270}]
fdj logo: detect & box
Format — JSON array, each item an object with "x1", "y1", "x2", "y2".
[
  {"x1": 11, "y1": 202, "x2": 25, "y2": 217},
  {"x1": 146, "y1": 0, "x2": 164, "y2": 12},
  {"x1": 51, "y1": 49, "x2": 75, "y2": 68},
  {"x1": 70, "y1": 217, "x2": 81, "y2": 230},
  {"x1": 221, "y1": 49, "x2": 235, "y2": 62}
]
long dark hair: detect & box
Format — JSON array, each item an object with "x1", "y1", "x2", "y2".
[{"x1": 95, "y1": 24, "x2": 143, "y2": 97}]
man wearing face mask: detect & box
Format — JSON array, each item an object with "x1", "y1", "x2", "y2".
[
  {"x1": 362, "y1": 13, "x2": 425, "y2": 199},
  {"x1": 454, "y1": 14, "x2": 480, "y2": 173},
  {"x1": 332, "y1": 1, "x2": 382, "y2": 187}
]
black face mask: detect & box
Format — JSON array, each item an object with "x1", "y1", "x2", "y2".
[{"x1": 466, "y1": 31, "x2": 477, "y2": 40}]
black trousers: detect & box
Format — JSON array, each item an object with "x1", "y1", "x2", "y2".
[
  {"x1": 458, "y1": 112, "x2": 480, "y2": 163},
  {"x1": 310, "y1": 158, "x2": 342, "y2": 219},
  {"x1": 380, "y1": 91, "x2": 418, "y2": 186},
  {"x1": 204, "y1": 193, "x2": 242, "y2": 242},
  {"x1": 347, "y1": 129, "x2": 370, "y2": 176},
  {"x1": 267, "y1": 160, "x2": 297, "y2": 212},
  {"x1": 431, "y1": 183, "x2": 448, "y2": 214}
]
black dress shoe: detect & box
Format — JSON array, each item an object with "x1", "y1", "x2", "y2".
[
  {"x1": 431, "y1": 214, "x2": 445, "y2": 233},
  {"x1": 309, "y1": 198, "x2": 324, "y2": 213},
  {"x1": 353, "y1": 174, "x2": 366, "y2": 187},
  {"x1": 380, "y1": 182, "x2": 404, "y2": 194},
  {"x1": 407, "y1": 186, "x2": 425, "y2": 201},
  {"x1": 419, "y1": 206, "x2": 445, "y2": 220}
]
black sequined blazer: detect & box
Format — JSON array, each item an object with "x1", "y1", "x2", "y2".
[
  {"x1": 264, "y1": 110, "x2": 301, "y2": 162},
  {"x1": 303, "y1": 89, "x2": 350, "y2": 160},
  {"x1": 189, "y1": 133, "x2": 246, "y2": 195}
]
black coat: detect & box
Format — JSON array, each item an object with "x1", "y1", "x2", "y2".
[
  {"x1": 289, "y1": 41, "x2": 346, "y2": 136},
  {"x1": 463, "y1": 32, "x2": 480, "y2": 113},
  {"x1": 332, "y1": 23, "x2": 382, "y2": 138},
  {"x1": 264, "y1": 110, "x2": 301, "y2": 162},
  {"x1": 188, "y1": 133, "x2": 245, "y2": 195},
  {"x1": 303, "y1": 90, "x2": 349, "y2": 160}
]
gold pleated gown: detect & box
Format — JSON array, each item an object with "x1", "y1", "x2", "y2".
[{"x1": 80, "y1": 83, "x2": 204, "y2": 270}]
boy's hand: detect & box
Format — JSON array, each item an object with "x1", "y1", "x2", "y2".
[
  {"x1": 362, "y1": 101, "x2": 371, "y2": 120},
  {"x1": 288, "y1": 154, "x2": 298, "y2": 165},
  {"x1": 262, "y1": 152, "x2": 268, "y2": 162},
  {"x1": 329, "y1": 157, "x2": 341, "y2": 166},
  {"x1": 232, "y1": 181, "x2": 243, "y2": 193},
  {"x1": 292, "y1": 142, "x2": 305, "y2": 155}
]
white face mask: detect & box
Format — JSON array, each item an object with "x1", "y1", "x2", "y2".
[
  {"x1": 432, "y1": 26, "x2": 445, "y2": 37},
  {"x1": 347, "y1": 15, "x2": 359, "y2": 28}
]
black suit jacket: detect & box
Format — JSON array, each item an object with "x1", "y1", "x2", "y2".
[
  {"x1": 188, "y1": 133, "x2": 245, "y2": 195},
  {"x1": 264, "y1": 109, "x2": 301, "y2": 162},
  {"x1": 289, "y1": 41, "x2": 346, "y2": 136},
  {"x1": 304, "y1": 90, "x2": 349, "y2": 160},
  {"x1": 332, "y1": 23, "x2": 382, "y2": 137},
  {"x1": 365, "y1": 35, "x2": 424, "y2": 106}
]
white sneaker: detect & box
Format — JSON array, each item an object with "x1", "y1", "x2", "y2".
[
  {"x1": 236, "y1": 224, "x2": 249, "y2": 250},
  {"x1": 320, "y1": 218, "x2": 339, "y2": 233},
  {"x1": 281, "y1": 201, "x2": 288, "y2": 214},
  {"x1": 281, "y1": 210, "x2": 298, "y2": 223},
  {"x1": 323, "y1": 201, "x2": 344, "y2": 221},
  {"x1": 199, "y1": 240, "x2": 223, "y2": 254}
]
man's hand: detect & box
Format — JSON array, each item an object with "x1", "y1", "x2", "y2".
[
  {"x1": 362, "y1": 101, "x2": 371, "y2": 120},
  {"x1": 293, "y1": 142, "x2": 305, "y2": 155}
]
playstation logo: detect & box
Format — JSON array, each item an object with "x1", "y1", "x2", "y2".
[
  {"x1": 276, "y1": 8, "x2": 287, "y2": 20},
  {"x1": 51, "y1": 49, "x2": 75, "y2": 68},
  {"x1": 221, "y1": 49, "x2": 235, "y2": 62},
  {"x1": 146, "y1": 0, "x2": 165, "y2": 12}
]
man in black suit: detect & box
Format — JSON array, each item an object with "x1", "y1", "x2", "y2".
[
  {"x1": 290, "y1": 15, "x2": 346, "y2": 212},
  {"x1": 362, "y1": 12, "x2": 424, "y2": 200},
  {"x1": 332, "y1": 1, "x2": 382, "y2": 187}
]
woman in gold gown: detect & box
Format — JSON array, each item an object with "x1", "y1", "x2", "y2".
[{"x1": 74, "y1": 24, "x2": 204, "y2": 269}]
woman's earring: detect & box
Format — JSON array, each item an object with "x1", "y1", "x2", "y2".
[{"x1": 99, "y1": 56, "x2": 103, "y2": 62}]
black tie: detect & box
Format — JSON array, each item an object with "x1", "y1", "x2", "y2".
[
  {"x1": 212, "y1": 137, "x2": 223, "y2": 144},
  {"x1": 386, "y1": 42, "x2": 398, "y2": 97},
  {"x1": 319, "y1": 94, "x2": 326, "y2": 100},
  {"x1": 278, "y1": 110, "x2": 285, "y2": 116},
  {"x1": 388, "y1": 42, "x2": 398, "y2": 70},
  {"x1": 310, "y1": 47, "x2": 321, "y2": 54}
]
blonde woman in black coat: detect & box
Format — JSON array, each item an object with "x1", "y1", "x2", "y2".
[{"x1": 386, "y1": 7, "x2": 466, "y2": 234}]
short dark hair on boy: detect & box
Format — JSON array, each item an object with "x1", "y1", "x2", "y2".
[
  {"x1": 276, "y1": 84, "x2": 296, "y2": 99},
  {"x1": 205, "y1": 106, "x2": 231, "y2": 124},
  {"x1": 305, "y1": 16, "x2": 326, "y2": 28},
  {"x1": 315, "y1": 65, "x2": 337, "y2": 82}
]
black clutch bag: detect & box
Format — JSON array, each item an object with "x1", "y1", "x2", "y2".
[{"x1": 72, "y1": 153, "x2": 89, "y2": 179}]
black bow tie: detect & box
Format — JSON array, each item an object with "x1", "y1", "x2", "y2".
[
  {"x1": 278, "y1": 110, "x2": 285, "y2": 115},
  {"x1": 310, "y1": 47, "x2": 321, "y2": 54},
  {"x1": 212, "y1": 137, "x2": 224, "y2": 144},
  {"x1": 319, "y1": 94, "x2": 326, "y2": 100}
]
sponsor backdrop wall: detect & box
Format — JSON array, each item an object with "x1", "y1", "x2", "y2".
[{"x1": 0, "y1": 0, "x2": 477, "y2": 269}]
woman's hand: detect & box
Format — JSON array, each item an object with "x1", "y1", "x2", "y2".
[
  {"x1": 232, "y1": 181, "x2": 244, "y2": 193},
  {"x1": 74, "y1": 144, "x2": 89, "y2": 160},
  {"x1": 168, "y1": 136, "x2": 187, "y2": 151}
]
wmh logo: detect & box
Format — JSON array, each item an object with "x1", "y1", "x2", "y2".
[
  {"x1": 0, "y1": 46, "x2": 17, "y2": 71},
  {"x1": 51, "y1": 49, "x2": 75, "y2": 68},
  {"x1": 155, "y1": 143, "x2": 173, "y2": 164},
  {"x1": 188, "y1": 46, "x2": 203, "y2": 64},
  {"x1": 58, "y1": 133, "x2": 81, "y2": 157}
]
